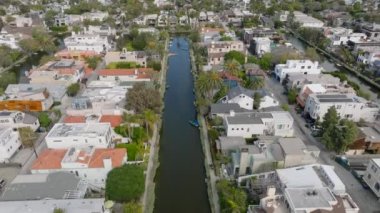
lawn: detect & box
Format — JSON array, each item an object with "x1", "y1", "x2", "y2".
[{"x1": 116, "y1": 143, "x2": 139, "y2": 161}]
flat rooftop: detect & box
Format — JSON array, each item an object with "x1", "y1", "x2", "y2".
[
  {"x1": 0, "y1": 198, "x2": 105, "y2": 213},
  {"x1": 227, "y1": 113, "x2": 272, "y2": 125},
  {"x1": 0, "y1": 172, "x2": 83, "y2": 201},
  {"x1": 47, "y1": 123, "x2": 110, "y2": 138},
  {"x1": 276, "y1": 165, "x2": 324, "y2": 188},
  {"x1": 285, "y1": 187, "x2": 336, "y2": 210}
]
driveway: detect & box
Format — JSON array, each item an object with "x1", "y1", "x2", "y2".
[{"x1": 265, "y1": 76, "x2": 380, "y2": 212}]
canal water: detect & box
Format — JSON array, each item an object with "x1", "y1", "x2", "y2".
[
  {"x1": 286, "y1": 34, "x2": 379, "y2": 100},
  {"x1": 154, "y1": 37, "x2": 210, "y2": 213}
]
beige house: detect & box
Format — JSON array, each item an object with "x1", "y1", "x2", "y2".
[{"x1": 104, "y1": 49, "x2": 147, "y2": 67}]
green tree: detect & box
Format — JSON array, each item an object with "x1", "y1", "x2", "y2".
[
  {"x1": 321, "y1": 106, "x2": 340, "y2": 130},
  {"x1": 44, "y1": 10, "x2": 58, "y2": 27},
  {"x1": 305, "y1": 47, "x2": 320, "y2": 61},
  {"x1": 213, "y1": 85, "x2": 228, "y2": 102},
  {"x1": 39, "y1": 55, "x2": 58, "y2": 65},
  {"x1": 142, "y1": 109, "x2": 158, "y2": 137},
  {"x1": 196, "y1": 71, "x2": 223, "y2": 100},
  {"x1": 224, "y1": 51, "x2": 245, "y2": 65},
  {"x1": 245, "y1": 77, "x2": 264, "y2": 90},
  {"x1": 18, "y1": 127, "x2": 38, "y2": 148},
  {"x1": 217, "y1": 180, "x2": 247, "y2": 213},
  {"x1": 85, "y1": 56, "x2": 101, "y2": 69},
  {"x1": 0, "y1": 72, "x2": 17, "y2": 93},
  {"x1": 253, "y1": 92, "x2": 262, "y2": 109},
  {"x1": 258, "y1": 53, "x2": 272, "y2": 70},
  {"x1": 123, "y1": 201, "x2": 142, "y2": 213},
  {"x1": 38, "y1": 112, "x2": 52, "y2": 128},
  {"x1": 287, "y1": 88, "x2": 298, "y2": 104},
  {"x1": 281, "y1": 104, "x2": 290, "y2": 111},
  {"x1": 53, "y1": 208, "x2": 65, "y2": 213},
  {"x1": 125, "y1": 82, "x2": 162, "y2": 114},
  {"x1": 66, "y1": 83, "x2": 80, "y2": 97},
  {"x1": 106, "y1": 165, "x2": 145, "y2": 202},
  {"x1": 336, "y1": 119, "x2": 358, "y2": 153},
  {"x1": 224, "y1": 59, "x2": 241, "y2": 77}
]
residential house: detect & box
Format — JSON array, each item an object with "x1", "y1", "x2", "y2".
[
  {"x1": 7, "y1": 15, "x2": 33, "y2": 27},
  {"x1": 66, "y1": 96, "x2": 124, "y2": 116},
  {"x1": 357, "y1": 50, "x2": 380, "y2": 65},
  {"x1": 31, "y1": 146, "x2": 127, "y2": 188},
  {"x1": 305, "y1": 93, "x2": 379, "y2": 122},
  {"x1": 286, "y1": 73, "x2": 341, "y2": 89},
  {"x1": 220, "y1": 86, "x2": 279, "y2": 110},
  {"x1": 217, "y1": 136, "x2": 247, "y2": 155},
  {"x1": 0, "y1": 127, "x2": 21, "y2": 163},
  {"x1": 104, "y1": 49, "x2": 147, "y2": 67},
  {"x1": 325, "y1": 27, "x2": 367, "y2": 46},
  {"x1": 0, "y1": 111, "x2": 39, "y2": 131},
  {"x1": 348, "y1": 125, "x2": 380, "y2": 155},
  {"x1": 199, "y1": 12, "x2": 207, "y2": 22},
  {"x1": 54, "y1": 13, "x2": 72, "y2": 26},
  {"x1": 84, "y1": 25, "x2": 116, "y2": 37},
  {"x1": 64, "y1": 32, "x2": 111, "y2": 54},
  {"x1": 363, "y1": 158, "x2": 380, "y2": 198},
  {"x1": 45, "y1": 123, "x2": 113, "y2": 149},
  {"x1": 274, "y1": 60, "x2": 322, "y2": 82},
  {"x1": 55, "y1": 49, "x2": 99, "y2": 61},
  {"x1": 251, "y1": 37, "x2": 271, "y2": 56},
  {"x1": 144, "y1": 14, "x2": 158, "y2": 26},
  {"x1": 296, "y1": 83, "x2": 355, "y2": 108},
  {"x1": 249, "y1": 164, "x2": 359, "y2": 213},
  {"x1": 157, "y1": 14, "x2": 168, "y2": 27},
  {"x1": 81, "y1": 11, "x2": 109, "y2": 22},
  {"x1": 0, "y1": 86, "x2": 53, "y2": 111},
  {"x1": 64, "y1": 114, "x2": 123, "y2": 128},
  {"x1": 0, "y1": 31, "x2": 22, "y2": 49},
  {"x1": 0, "y1": 172, "x2": 88, "y2": 201},
  {"x1": 98, "y1": 68, "x2": 152, "y2": 82},
  {"x1": 232, "y1": 137, "x2": 319, "y2": 176},
  {"x1": 4, "y1": 84, "x2": 66, "y2": 102},
  {"x1": 28, "y1": 59, "x2": 85, "y2": 86},
  {"x1": 0, "y1": 198, "x2": 106, "y2": 213},
  {"x1": 210, "y1": 103, "x2": 251, "y2": 118},
  {"x1": 361, "y1": 23, "x2": 380, "y2": 42},
  {"x1": 293, "y1": 11, "x2": 324, "y2": 28},
  {"x1": 207, "y1": 40, "x2": 245, "y2": 65},
  {"x1": 224, "y1": 111, "x2": 294, "y2": 138}
]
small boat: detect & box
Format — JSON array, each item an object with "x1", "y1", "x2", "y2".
[
  {"x1": 166, "y1": 85, "x2": 170, "y2": 89},
  {"x1": 189, "y1": 119, "x2": 200, "y2": 127},
  {"x1": 336, "y1": 63, "x2": 342, "y2": 67}
]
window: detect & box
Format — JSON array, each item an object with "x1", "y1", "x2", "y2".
[
  {"x1": 307, "y1": 66, "x2": 311, "y2": 69},
  {"x1": 301, "y1": 66, "x2": 305, "y2": 69},
  {"x1": 372, "y1": 165, "x2": 378, "y2": 173},
  {"x1": 241, "y1": 128, "x2": 244, "y2": 130},
  {"x1": 375, "y1": 182, "x2": 380, "y2": 191},
  {"x1": 368, "y1": 174, "x2": 372, "y2": 179},
  {"x1": 336, "y1": 105, "x2": 342, "y2": 109},
  {"x1": 232, "y1": 128, "x2": 234, "y2": 130}
]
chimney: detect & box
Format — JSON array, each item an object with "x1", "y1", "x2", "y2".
[
  {"x1": 266, "y1": 186, "x2": 276, "y2": 197},
  {"x1": 103, "y1": 157, "x2": 112, "y2": 170},
  {"x1": 229, "y1": 110, "x2": 235, "y2": 117}
]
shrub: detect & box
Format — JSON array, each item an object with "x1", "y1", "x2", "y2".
[
  {"x1": 66, "y1": 83, "x2": 80, "y2": 97},
  {"x1": 116, "y1": 143, "x2": 140, "y2": 161},
  {"x1": 106, "y1": 165, "x2": 145, "y2": 202},
  {"x1": 38, "y1": 112, "x2": 52, "y2": 128}
]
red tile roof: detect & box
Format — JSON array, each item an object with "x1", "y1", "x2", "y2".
[
  {"x1": 99, "y1": 115, "x2": 123, "y2": 127},
  {"x1": 31, "y1": 148, "x2": 127, "y2": 170},
  {"x1": 98, "y1": 68, "x2": 153, "y2": 76},
  {"x1": 88, "y1": 148, "x2": 126, "y2": 168},
  {"x1": 31, "y1": 149, "x2": 66, "y2": 170},
  {"x1": 64, "y1": 116, "x2": 86, "y2": 123}
]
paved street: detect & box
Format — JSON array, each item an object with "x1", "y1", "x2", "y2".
[{"x1": 265, "y1": 76, "x2": 380, "y2": 212}]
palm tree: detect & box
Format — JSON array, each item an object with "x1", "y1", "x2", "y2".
[
  {"x1": 224, "y1": 59, "x2": 241, "y2": 77},
  {"x1": 123, "y1": 113, "x2": 141, "y2": 139},
  {"x1": 195, "y1": 71, "x2": 222, "y2": 100},
  {"x1": 19, "y1": 127, "x2": 38, "y2": 157},
  {"x1": 246, "y1": 77, "x2": 265, "y2": 90},
  {"x1": 143, "y1": 109, "x2": 158, "y2": 138}
]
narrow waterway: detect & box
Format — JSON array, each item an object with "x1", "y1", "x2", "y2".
[
  {"x1": 286, "y1": 34, "x2": 379, "y2": 101},
  {"x1": 154, "y1": 37, "x2": 211, "y2": 213}
]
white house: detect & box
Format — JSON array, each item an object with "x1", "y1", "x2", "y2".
[
  {"x1": 363, "y1": 158, "x2": 380, "y2": 198},
  {"x1": 84, "y1": 25, "x2": 116, "y2": 37},
  {"x1": 232, "y1": 137, "x2": 319, "y2": 176},
  {"x1": 64, "y1": 32, "x2": 111, "y2": 54},
  {"x1": 98, "y1": 68, "x2": 152, "y2": 82},
  {"x1": 293, "y1": 11, "x2": 324, "y2": 28},
  {"x1": 207, "y1": 40, "x2": 245, "y2": 65},
  {"x1": 327, "y1": 27, "x2": 367, "y2": 46},
  {"x1": 0, "y1": 127, "x2": 21, "y2": 163},
  {"x1": 31, "y1": 146, "x2": 127, "y2": 188},
  {"x1": 251, "y1": 164, "x2": 358, "y2": 213},
  {"x1": 0, "y1": 31, "x2": 20, "y2": 49},
  {"x1": 274, "y1": 60, "x2": 322, "y2": 82},
  {"x1": 104, "y1": 49, "x2": 147, "y2": 67},
  {"x1": 45, "y1": 123, "x2": 113, "y2": 149},
  {"x1": 0, "y1": 198, "x2": 107, "y2": 213},
  {"x1": 220, "y1": 86, "x2": 279, "y2": 110},
  {"x1": 305, "y1": 93, "x2": 379, "y2": 122},
  {"x1": 224, "y1": 111, "x2": 294, "y2": 138},
  {"x1": 252, "y1": 37, "x2": 271, "y2": 56},
  {"x1": 0, "y1": 111, "x2": 40, "y2": 131}
]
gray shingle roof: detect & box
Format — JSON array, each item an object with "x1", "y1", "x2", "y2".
[
  {"x1": 210, "y1": 103, "x2": 250, "y2": 114},
  {"x1": 226, "y1": 112, "x2": 272, "y2": 124},
  {"x1": 227, "y1": 85, "x2": 255, "y2": 99}
]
